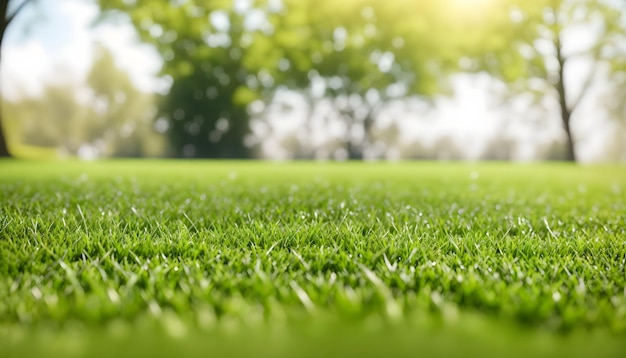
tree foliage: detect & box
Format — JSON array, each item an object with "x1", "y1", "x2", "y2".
[
  {"x1": 3, "y1": 45, "x2": 164, "y2": 158},
  {"x1": 98, "y1": 0, "x2": 276, "y2": 157},
  {"x1": 97, "y1": 0, "x2": 464, "y2": 158},
  {"x1": 460, "y1": 0, "x2": 626, "y2": 162},
  {"x1": 264, "y1": 0, "x2": 461, "y2": 158},
  {"x1": 95, "y1": 0, "x2": 626, "y2": 161}
]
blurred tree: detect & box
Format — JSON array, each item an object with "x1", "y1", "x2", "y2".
[
  {"x1": 85, "y1": 44, "x2": 164, "y2": 157},
  {"x1": 597, "y1": 70, "x2": 626, "y2": 161},
  {"x1": 97, "y1": 0, "x2": 280, "y2": 158},
  {"x1": 6, "y1": 81, "x2": 90, "y2": 154},
  {"x1": 0, "y1": 0, "x2": 34, "y2": 157},
  {"x1": 536, "y1": 137, "x2": 570, "y2": 161},
  {"x1": 97, "y1": 0, "x2": 463, "y2": 159},
  {"x1": 399, "y1": 140, "x2": 432, "y2": 160},
  {"x1": 481, "y1": 135, "x2": 518, "y2": 161},
  {"x1": 431, "y1": 135, "x2": 464, "y2": 161},
  {"x1": 460, "y1": 0, "x2": 626, "y2": 162},
  {"x1": 3, "y1": 45, "x2": 164, "y2": 158},
  {"x1": 265, "y1": 0, "x2": 457, "y2": 159}
]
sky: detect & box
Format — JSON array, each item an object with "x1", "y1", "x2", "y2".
[
  {"x1": 1, "y1": 0, "x2": 621, "y2": 161},
  {"x1": 3, "y1": 0, "x2": 162, "y2": 97}
]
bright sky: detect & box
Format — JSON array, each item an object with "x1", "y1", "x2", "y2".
[
  {"x1": 3, "y1": 0, "x2": 162, "y2": 97},
  {"x1": 1, "y1": 0, "x2": 619, "y2": 161}
]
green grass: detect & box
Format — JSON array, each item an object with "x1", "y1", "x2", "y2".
[{"x1": 1, "y1": 161, "x2": 625, "y2": 357}]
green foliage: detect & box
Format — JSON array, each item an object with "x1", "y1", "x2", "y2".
[
  {"x1": 96, "y1": 0, "x2": 467, "y2": 158},
  {"x1": 268, "y1": 0, "x2": 454, "y2": 95},
  {"x1": 86, "y1": 45, "x2": 165, "y2": 157},
  {"x1": 466, "y1": 0, "x2": 626, "y2": 98},
  {"x1": 98, "y1": 0, "x2": 279, "y2": 158},
  {"x1": 259, "y1": 0, "x2": 464, "y2": 158},
  {"x1": 2, "y1": 45, "x2": 164, "y2": 158},
  {"x1": 94, "y1": 0, "x2": 625, "y2": 160},
  {"x1": 447, "y1": 0, "x2": 626, "y2": 162}
]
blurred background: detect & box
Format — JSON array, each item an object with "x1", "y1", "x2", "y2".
[{"x1": 1, "y1": 0, "x2": 624, "y2": 162}]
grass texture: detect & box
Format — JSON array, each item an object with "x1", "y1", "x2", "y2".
[{"x1": 1, "y1": 161, "x2": 625, "y2": 357}]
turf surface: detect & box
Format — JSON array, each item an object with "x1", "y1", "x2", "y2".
[{"x1": 1, "y1": 161, "x2": 625, "y2": 357}]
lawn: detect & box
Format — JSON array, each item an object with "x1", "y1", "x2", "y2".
[{"x1": 1, "y1": 161, "x2": 625, "y2": 357}]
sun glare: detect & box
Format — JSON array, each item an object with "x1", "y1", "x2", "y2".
[
  {"x1": 450, "y1": 0, "x2": 498, "y2": 19},
  {"x1": 452, "y1": 0, "x2": 496, "y2": 9}
]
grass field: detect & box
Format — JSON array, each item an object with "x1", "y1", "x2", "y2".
[{"x1": 1, "y1": 161, "x2": 625, "y2": 357}]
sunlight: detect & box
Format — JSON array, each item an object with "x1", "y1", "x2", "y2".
[
  {"x1": 452, "y1": 0, "x2": 495, "y2": 7},
  {"x1": 449, "y1": 0, "x2": 499, "y2": 20},
  {"x1": 450, "y1": 0, "x2": 498, "y2": 15}
]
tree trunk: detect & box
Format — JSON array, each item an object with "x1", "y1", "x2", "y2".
[
  {"x1": 345, "y1": 101, "x2": 378, "y2": 161},
  {"x1": 0, "y1": 116, "x2": 9, "y2": 157},
  {"x1": 0, "y1": 0, "x2": 13, "y2": 157},
  {"x1": 561, "y1": 110, "x2": 576, "y2": 162},
  {"x1": 555, "y1": 34, "x2": 577, "y2": 162},
  {"x1": 346, "y1": 139, "x2": 362, "y2": 160}
]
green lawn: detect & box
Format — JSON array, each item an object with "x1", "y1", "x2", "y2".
[{"x1": 1, "y1": 161, "x2": 625, "y2": 357}]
